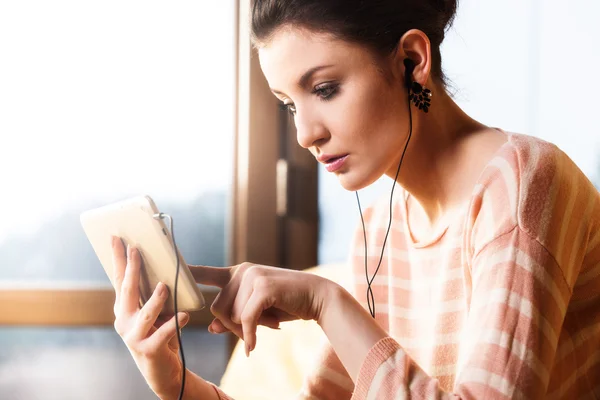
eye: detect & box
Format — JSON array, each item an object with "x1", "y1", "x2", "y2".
[
  {"x1": 313, "y1": 83, "x2": 339, "y2": 101},
  {"x1": 277, "y1": 83, "x2": 338, "y2": 116},
  {"x1": 279, "y1": 102, "x2": 296, "y2": 116}
]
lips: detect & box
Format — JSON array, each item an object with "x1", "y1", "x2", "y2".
[
  {"x1": 325, "y1": 155, "x2": 345, "y2": 163},
  {"x1": 317, "y1": 153, "x2": 348, "y2": 164},
  {"x1": 323, "y1": 154, "x2": 348, "y2": 173}
]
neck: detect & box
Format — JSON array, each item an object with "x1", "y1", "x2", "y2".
[{"x1": 385, "y1": 84, "x2": 487, "y2": 226}]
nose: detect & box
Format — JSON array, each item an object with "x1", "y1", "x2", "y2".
[{"x1": 294, "y1": 108, "x2": 329, "y2": 149}]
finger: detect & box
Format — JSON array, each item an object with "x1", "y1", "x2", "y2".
[
  {"x1": 167, "y1": 326, "x2": 182, "y2": 350},
  {"x1": 210, "y1": 289, "x2": 244, "y2": 339},
  {"x1": 229, "y1": 270, "x2": 255, "y2": 326},
  {"x1": 146, "y1": 312, "x2": 190, "y2": 349},
  {"x1": 154, "y1": 314, "x2": 172, "y2": 330},
  {"x1": 209, "y1": 316, "x2": 280, "y2": 335},
  {"x1": 121, "y1": 245, "x2": 141, "y2": 314},
  {"x1": 188, "y1": 265, "x2": 232, "y2": 288},
  {"x1": 241, "y1": 290, "x2": 275, "y2": 356},
  {"x1": 132, "y1": 282, "x2": 168, "y2": 340},
  {"x1": 208, "y1": 318, "x2": 230, "y2": 334},
  {"x1": 111, "y1": 236, "x2": 127, "y2": 304},
  {"x1": 216, "y1": 318, "x2": 244, "y2": 339}
]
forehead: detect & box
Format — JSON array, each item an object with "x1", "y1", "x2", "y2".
[{"x1": 258, "y1": 27, "x2": 374, "y2": 89}]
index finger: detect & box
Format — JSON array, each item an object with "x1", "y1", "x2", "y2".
[
  {"x1": 121, "y1": 245, "x2": 142, "y2": 314},
  {"x1": 189, "y1": 265, "x2": 232, "y2": 288}
]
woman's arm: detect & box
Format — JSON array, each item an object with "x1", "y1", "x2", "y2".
[
  {"x1": 173, "y1": 370, "x2": 222, "y2": 400},
  {"x1": 316, "y1": 283, "x2": 389, "y2": 382}
]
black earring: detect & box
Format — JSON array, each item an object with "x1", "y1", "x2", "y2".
[{"x1": 409, "y1": 81, "x2": 432, "y2": 113}]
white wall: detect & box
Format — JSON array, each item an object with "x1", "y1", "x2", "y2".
[
  {"x1": 318, "y1": 0, "x2": 600, "y2": 264},
  {"x1": 536, "y1": 0, "x2": 600, "y2": 176}
]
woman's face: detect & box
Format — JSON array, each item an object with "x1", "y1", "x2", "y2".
[{"x1": 258, "y1": 27, "x2": 410, "y2": 191}]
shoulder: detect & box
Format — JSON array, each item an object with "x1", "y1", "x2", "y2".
[
  {"x1": 466, "y1": 132, "x2": 552, "y2": 249},
  {"x1": 503, "y1": 132, "x2": 598, "y2": 243},
  {"x1": 467, "y1": 131, "x2": 600, "y2": 279}
]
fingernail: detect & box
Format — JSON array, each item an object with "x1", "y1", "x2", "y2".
[
  {"x1": 182, "y1": 313, "x2": 190, "y2": 324},
  {"x1": 245, "y1": 343, "x2": 250, "y2": 357},
  {"x1": 208, "y1": 324, "x2": 215, "y2": 334},
  {"x1": 126, "y1": 244, "x2": 131, "y2": 259},
  {"x1": 111, "y1": 236, "x2": 116, "y2": 248}
]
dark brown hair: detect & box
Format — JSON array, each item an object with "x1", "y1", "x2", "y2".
[{"x1": 251, "y1": 0, "x2": 458, "y2": 87}]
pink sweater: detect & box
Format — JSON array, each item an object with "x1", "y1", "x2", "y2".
[{"x1": 215, "y1": 131, "x2": 600, "y2": 399}]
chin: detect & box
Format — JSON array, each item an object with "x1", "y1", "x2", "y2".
[{"x1": 336, "y1": 170, "x2": 379, "y2": 192}]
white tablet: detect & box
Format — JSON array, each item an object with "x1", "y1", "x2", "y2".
[{"x1": 80, "y1": 195, "x2": 206, "y2": 315}]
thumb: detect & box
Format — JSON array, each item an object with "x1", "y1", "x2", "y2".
[{"x1": 188, "y1": 265, "x2": 232, "y2": 288}]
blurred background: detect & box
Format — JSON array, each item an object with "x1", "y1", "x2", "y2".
[{"x1": 0, "y1": 0, "x2": 598, "y2": 399}]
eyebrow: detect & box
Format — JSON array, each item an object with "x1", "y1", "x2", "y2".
[{"x1": 271, "y1": 64, "x2": 334, "y2": 96}]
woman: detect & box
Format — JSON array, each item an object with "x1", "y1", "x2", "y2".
[{"x1": 110, "y1": 0, "x2": 600, "y2": 398}]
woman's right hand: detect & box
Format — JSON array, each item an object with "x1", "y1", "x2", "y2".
[{"x1": 110, "y1": 236, "x2": 191, "y2": 399}]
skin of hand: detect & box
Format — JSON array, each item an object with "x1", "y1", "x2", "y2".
[
  {"x1": 193, "y1": 262, "x2": 390, "y2": 382},
  {"x1": 111, "y1": 236, "x2": 192, "y2": 399},
  {"x1": 110, "y1": 234, "x2": 338, "y2": 397},
  {"x1": 189, "y1": 262, "x2": 336, "y2": 356}
]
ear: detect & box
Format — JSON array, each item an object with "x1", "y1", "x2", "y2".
[{"x1": 392, "y1": 29, "x2": 432, "y2": 88}]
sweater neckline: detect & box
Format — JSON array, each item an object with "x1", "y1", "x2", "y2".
[{"x1": 401, "y1": 128, "x2": 514, "y2": 248}]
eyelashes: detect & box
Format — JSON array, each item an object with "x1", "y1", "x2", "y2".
[
  {"x1": 314, "y1": 83, "x2": 339, "y2": 100},
  {"x1": 279, "y1": 83, "x2": 339, "y2": 116}
]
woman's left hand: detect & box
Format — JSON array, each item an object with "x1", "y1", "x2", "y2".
[{"x1": 189, "y1": 263, "x2": 335, "y2": 355}]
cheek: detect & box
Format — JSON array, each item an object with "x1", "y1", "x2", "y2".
[{"x1": 341, "y1": 83, "x2": 402, "y2": 148}]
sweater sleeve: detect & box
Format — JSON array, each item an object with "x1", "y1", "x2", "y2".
[
  {"x1": 298, "y1": 341, "x2": 354, "y2": 399},
  {"x1": 350, "y1": 226, "x2": 573, "y2": 399}
]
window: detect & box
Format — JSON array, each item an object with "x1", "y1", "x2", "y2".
[
  {"x1": 0, "y1": 1, "x2": 236, "y2": 282},
  {"x1": 0, "y1": 1, "x2": 238, "y2": 396}
]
